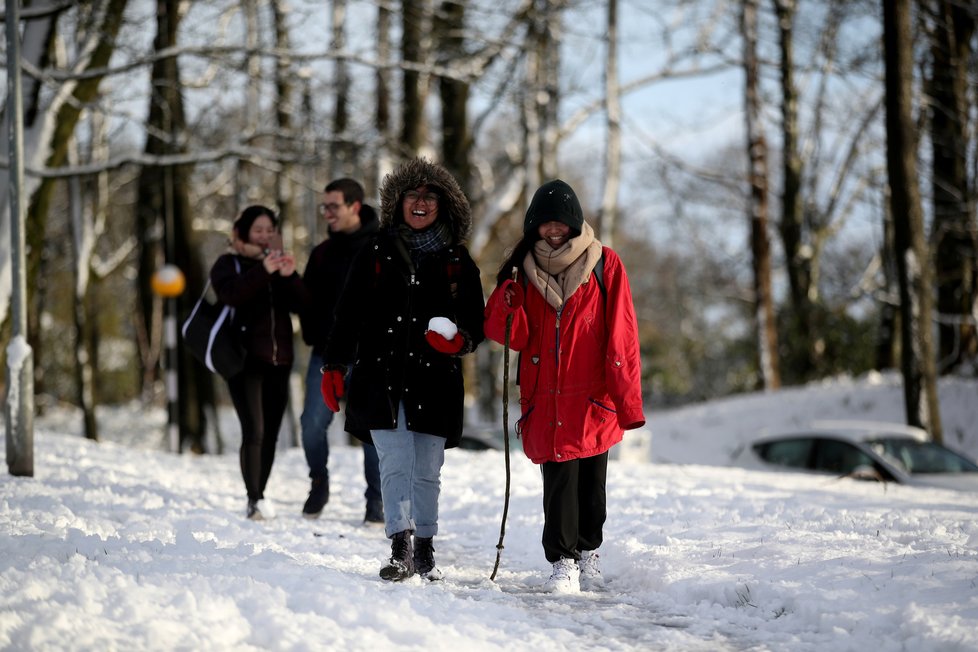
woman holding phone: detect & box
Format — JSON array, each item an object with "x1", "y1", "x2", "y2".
[{"x1": 211, "y1": 205, "x2": 306, "y2": 520}]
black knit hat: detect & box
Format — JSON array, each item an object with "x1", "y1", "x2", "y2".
[{"x1": 523, "y1": 179, "x2": 584, "y2": 237}]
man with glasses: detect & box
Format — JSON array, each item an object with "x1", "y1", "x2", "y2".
[{"x1": 298, "y1": 178, "x2": 383, "y2": 522}]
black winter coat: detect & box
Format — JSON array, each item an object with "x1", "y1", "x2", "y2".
[
  {"x1": 211, "y1": 253, "x2": 305, "y2": 367},
  {"x1": 299, "y1": 206, "x2": 379, "y2": 352},
  {"x1": 324, "y1": 232, "x2": 485, "y2": 447}
]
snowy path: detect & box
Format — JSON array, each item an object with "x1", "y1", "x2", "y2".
[{"x1": 2, "y1": 418, "x2": 977, "y2": 651}]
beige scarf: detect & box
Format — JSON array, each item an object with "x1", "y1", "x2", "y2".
[{"x1": 524, "y1": 222, "x2": 603, "y2": 310}]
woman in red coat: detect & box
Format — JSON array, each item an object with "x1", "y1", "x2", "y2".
[{"x1": 484, "y1": 179, "x2": 645, "y2": 594}]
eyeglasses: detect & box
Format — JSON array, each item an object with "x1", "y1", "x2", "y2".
[
  {"x1": 318, "y1": 202, "x2": 348, "y2": 216},
  {"x1": 404, "y1": 190, "x2": 439, "y2": 204}
]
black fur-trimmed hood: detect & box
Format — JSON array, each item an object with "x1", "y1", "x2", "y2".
[{"x1": 379, "y1": 157, "x2": 472, "y2": 245}]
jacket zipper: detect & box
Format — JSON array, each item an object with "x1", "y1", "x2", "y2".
[{"x1": 392, "y1": 270, "x2": 417, "y2": 428}]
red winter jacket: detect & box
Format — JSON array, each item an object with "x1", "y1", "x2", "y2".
[{"x1": 484, "y1": 246, "x2": 645, "y2": 464}]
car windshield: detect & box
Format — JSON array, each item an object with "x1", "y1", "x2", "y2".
[{"x1": 869, "y1": 438, "x2": 978, "y2": 474}]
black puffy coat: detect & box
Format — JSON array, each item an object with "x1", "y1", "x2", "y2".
[
  {"x1": 324, "y1": 158, "x2": 485, "y2": 446},
  {"x1": 211, "y1": 253, "x2": 305, "y2": 367}
]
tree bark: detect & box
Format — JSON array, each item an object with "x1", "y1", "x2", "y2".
[
  {"x1": 372, "y1": 1, "x2": 393, "y2": 192},
  {"x1": 926, "y1": 0, "x2": 977, "y2": 372},
  {"x1": 883, "y1": 0, "x2": 943, "y2": 441},
  {"x1": 136, "y1": 0, "x2": 211, "y2": 453},
  {"x1": 401, "y1": 0, "x2": 431, "y2": 156},
  {"x1": 436, "y1": 0, "x2": 471, "y2": 190},
  {"x1": 598, "y1": 0, "x2": 621, "y2": 248},
  {"x1": 774, "y1": 0, "x2": 816, "y2": 379},
  {"x1": 329, "y1": 0, "x2": 354, "y2": 177},
  {"x1": 743, "y1": 0, "x2": 781, "y2": 390}
]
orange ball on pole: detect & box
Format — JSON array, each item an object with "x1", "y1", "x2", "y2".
[{"x1": 151, "y1": 264, "x2": 186, "y2": 298}]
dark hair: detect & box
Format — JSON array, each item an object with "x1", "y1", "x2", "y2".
[
  {"x1": 324, "y1": 178, "x2": 365, "y2": 206},
  {"x1": 233, "y1": 205, "x2": 278, "y2": 243},
  {"x1": 495, "y1": 232, "x2": 541, "y2": 286}
]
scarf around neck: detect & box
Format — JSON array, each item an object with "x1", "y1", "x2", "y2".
[
  {"x1": 397, "y1": 220, "x2": 453, "y2": 255},
  {"x1": 524, "y1": 221, "x2": 603, "y2": 310}
]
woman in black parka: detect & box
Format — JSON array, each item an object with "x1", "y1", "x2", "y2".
[{"x1": 321, "y1": 158, "x2": 485, "y2": 582}]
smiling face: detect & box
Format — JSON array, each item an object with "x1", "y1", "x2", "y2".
[
  {"x1": 246, "y1": 215, "x2": 277, "y2": 248},
  {"x1": 401, "y1": 185, "x2": 440, "y2": 230},
  {"x1": 321, "y1": 190, "x2": 361, "y2": 234},
  {"x1": 537, "y1": 221, "x2": 571, "y2": 249}
]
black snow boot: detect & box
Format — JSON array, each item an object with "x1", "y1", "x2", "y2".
[
  {"x1": 380, "y1": 530, "x2": 415, "y2": 581},
  {"x1": 413, "y1": 537, "x2": 443, "y2": 581},
  {"x1": 302, "y1": 475, "x2": 329, "y2": 519}
]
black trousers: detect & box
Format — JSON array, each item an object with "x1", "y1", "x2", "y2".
[
  {"x1": 227, "y1": 359, "x2": 291, "y2": 502},
  {"x1": 540, "y1": 451, "x2": 609, "y2": 563}
]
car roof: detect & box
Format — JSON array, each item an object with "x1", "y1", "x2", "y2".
[{"x1": 758, "y1": 420, "x2": 930, "y2": 444}]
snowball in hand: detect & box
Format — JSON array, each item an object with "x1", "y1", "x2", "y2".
[{"x1": 427, "y1": 317, "x2": 458, "y2": 339}]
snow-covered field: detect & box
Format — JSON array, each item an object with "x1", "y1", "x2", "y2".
[{"x1": 1, "y1": 371, "x2": 977, "y2": 651}]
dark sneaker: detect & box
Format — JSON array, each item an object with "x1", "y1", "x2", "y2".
[
  {"x1": 302, "y1": 476, "x2": 329, "y2": 519},
  {"x1": 379, "y1": 530, "x2": 415, "y2": 581},
  {"x1": 246, "y1": 499, "x2": 263, "y2": 521},
  {"x1": 364, "y1": 499, "x2": 384, "y2": 524},
  {"x1": 413, "y1": 536, "x2": 443, "y2": 581}
]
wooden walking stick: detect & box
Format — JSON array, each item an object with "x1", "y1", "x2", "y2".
[{"x1": 491, "y1": 268, "x2": 519, "y2": 582}]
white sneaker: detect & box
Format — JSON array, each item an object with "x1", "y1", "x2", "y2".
[
  {"x1": 255, "y1": 499, "x2": 276, "y2": 519},
  {"x1": 543, "y1": 558, "x2": 580, "y2": 594},
  {"x1": 578, "y1": 550, "x2": 604, "y2": 591}
]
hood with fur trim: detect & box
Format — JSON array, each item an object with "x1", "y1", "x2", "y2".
[{"x1": 379, "y1": 157, "x2": 472, "y2": 245}]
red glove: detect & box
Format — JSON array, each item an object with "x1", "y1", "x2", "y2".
[
  {"x1": 320, "y1": 369, "x2": 345, "y2": 412},
  {"x1": 500, "y1": 279, "x2": 524, "y2": 312},
  {"x1": 425, "y1": 329, "x2": 464, "y2": 354}
]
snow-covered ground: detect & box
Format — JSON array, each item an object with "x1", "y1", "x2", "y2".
[{"x1": 2, "y1": 371, "x2": 977, "y2": 651}]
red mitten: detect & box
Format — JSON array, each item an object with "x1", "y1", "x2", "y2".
[
  {"x1": 500, "y1": 279, "x2": 524, "y2": 312},
  {"x1": 425, "y1": 329, "x2": 464, "y2": 354},
  {"x1": 320, "y1": 369, "x2": 345, "y2": 412}
]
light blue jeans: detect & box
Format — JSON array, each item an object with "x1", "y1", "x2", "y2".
[{"x1": 370, "y1": 402, "x2": 446, "y2": 539}]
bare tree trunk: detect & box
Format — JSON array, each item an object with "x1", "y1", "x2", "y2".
[
  {"x1": 272, "y1": 0, "x2": 300, "y2": 448},
  {"x1": 238, "y1": 0, "x2": 262, "y2": 205},
  {"x1": 925, "y1": 0, "x2": 977, "y2": 373},
  {"x1": 877, "y1": 188, "x2": 900, "y2": 370},
  {"x1": 598, "y1": 0, "x2": 621, "y2": 248},
  {"x1": 774, "y1": 0, "x2": 816, "y2": 379},
  {"x1": 537, "y1": 1, "x2": 561, "y2": 180},
  {"x1": 523, "y1": 0, "x2": 563, "y2": 195},
  {"x1": 436, "y1": 0, "x2": 471, "y2": 189},
  {"x1": 0, "y1": 0, "x2": 128, "y2": 392},
  {"x1": 329, "y1": 0, "x2": 354, "y2": 177},
  {"x1": 401, "y1": 0, "x2": 432, "y2": 157},
  {"x1": 137, "y1": 0, "x2": 211, "y2": 452},
  {"x1": 883, "y1": 0, "x2": 943, "y2": 441},
  {"x1": 273, "y1": 0, "x2": 296, "y2": 228},
  {"x1": 743, "y1": 0, "x2": 781, "y2": 390},
  {"x1": 67, "y1": 135, "x2": 99, "y2": 442},
  {"x1": 372, "y1": 1, "x2": 394, "y2": 192}
]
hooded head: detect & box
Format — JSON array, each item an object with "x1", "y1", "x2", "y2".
[
  {"x1": 379, "y1": 157, "x2": 472, "y2": 244},
  {"x1": 523, "y1": 179, "x2": 584, "y2": 238}
]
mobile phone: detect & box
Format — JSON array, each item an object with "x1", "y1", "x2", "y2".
[{"x1": 267, "y1": 233, "x2": 283, "y2": 254}]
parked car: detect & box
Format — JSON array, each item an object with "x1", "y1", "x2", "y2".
[{"x1": 732, "y1": 420, "x2": 978, "y2": 491}]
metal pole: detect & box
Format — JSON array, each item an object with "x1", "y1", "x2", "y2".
[
  {"x1": 5, "y1": 0, "x2": 35, "y2": 476},
  {"x1": 164, "y1": 296, "x2": 179, "y2": 453},
  {"x1": 163, "y1": 155, "x2": 179, "y2": 452}
]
